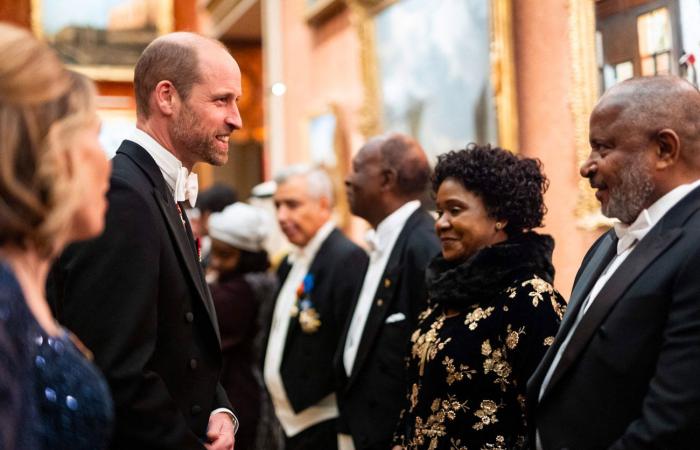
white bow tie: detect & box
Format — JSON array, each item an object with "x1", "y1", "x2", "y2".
[
  {"x1": 365, "y1": 230, "x2": 381, "y2": 255},
  {"x1": 174, "y1": 167, "x2": 198, "y2": 207},
  {"x1": 613, "y1": 222, "x2": 647, "y2": 255}
]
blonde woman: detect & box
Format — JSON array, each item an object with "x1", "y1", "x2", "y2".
[{"x1": 0, "y1": 23, "x2": 113, "y2": 449}]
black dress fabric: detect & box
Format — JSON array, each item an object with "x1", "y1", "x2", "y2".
[
  {"x1": 393, "y1": 233, "x2": 566, "y2": 450},
  {"x1": 0, "y1": 261, "x2": 113, "y2": 450}
]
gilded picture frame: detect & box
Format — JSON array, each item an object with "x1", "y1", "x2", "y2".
[
  {"x1": 304, "y1": 104, "x2": 352, "y2": 229},
  {"x1": 347, "y1": 0, "x2": 518, "y2": 155},
  {"x1": 30, "y1": 0, "x2": 174, "y2": 81}
]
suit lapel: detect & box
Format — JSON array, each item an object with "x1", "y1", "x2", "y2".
[
  {"x1": 544, "y1": 227, "x2": 682, "y2": 397},
  {"x1": 118, "y1": 142, "x2": 221, "y2": 342},
  {"x1": 281, "y1": 230, "x2": 338, "y2": 360},
  {"x1": 529, "y1": 233, "x2": 617, "y2": 395},
  {"x1": 346, "y1": 212, "x2": 423, "y2": 386}
]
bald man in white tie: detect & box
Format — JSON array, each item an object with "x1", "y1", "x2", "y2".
[
  {"x1": 528, "y1": 76, "x2": 700, "y2": 450},
  {"x1": 48, "y1": 32, "x2": 243, "y2": 450}
]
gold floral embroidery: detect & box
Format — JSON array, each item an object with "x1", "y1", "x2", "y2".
[
  {"x1": 481, "y1": 339, "x2": 512, "y2": 391},
  {"x1": 543, "y1": 336, "x2": 555, "y2": 346},
  {"x1": 412, "y1": 314, "x2": 452, "y2": 376},
  {"x1": 506, "y1": 286, "x2": 517, "y2": 298},
  {"x1": 551, "y1": 296, "x2": 566, "y2": 320},
  {"x1": 481, "y1": 434, "x2": 507, "y2": 450},
  {"x1": 449, "y1": 438, "x2": 468, "y2": 450},
  {"x1": 505, "y1": 325, "x2": 525, "y2": 350},
  {"x1": 419, "y1": 305, "x2": 436, "y2": 321},
  {"x1": 443, "y1": 356, "x2": 476, "y2": 385},
  {"x1": 410, "y1": 383, "x2": 420, "y2": 410},
  {"x1": 465, "y1": 306, "x2": 495, "y2": 330},
  {"x1": 472, "y1": 399, "x2": 501, "y2": 430},
  {"x1": 411, "y1": 395, "x2": 468, "y2": 450},
  {"x1": 521, "y1": 276, "x2": 554, "y2": 307}
]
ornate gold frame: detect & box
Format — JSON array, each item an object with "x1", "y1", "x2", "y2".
[
  {"x1": 347, "y1": 0, "x2": 519, "y2": 152},
  {"x1": 30, "y1": 0, "x2": 173, "y2": 81},
  {"x1": 569, "y1": 0, "x2": 611, "y2": 228}
]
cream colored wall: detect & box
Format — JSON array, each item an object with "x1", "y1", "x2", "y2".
[
  {"x1": 514, "y1": 0, "x2": 604, "y2": 295},
  {"x1": 279, "y1": 1, "x2": 365, "y2": 167}
]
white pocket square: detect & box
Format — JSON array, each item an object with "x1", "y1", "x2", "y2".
[{"x1": 385, "y1": 312, "x2": 406, "y2": 324}]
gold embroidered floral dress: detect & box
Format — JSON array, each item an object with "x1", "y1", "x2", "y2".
[{"x1": 392, "y1": 233, "x2": 566, "y2": 450}]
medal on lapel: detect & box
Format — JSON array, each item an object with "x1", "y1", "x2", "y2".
[{"x1": 290, "y1": 273, "x2": 321, "y2": 333}]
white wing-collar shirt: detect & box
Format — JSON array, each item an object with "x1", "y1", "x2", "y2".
[
  {"x1": 536, "y1": 178, "x2": 700, "y2": 450},
  {"x1": 128, "y1": 129, "x2": 198, "y2": 207}
]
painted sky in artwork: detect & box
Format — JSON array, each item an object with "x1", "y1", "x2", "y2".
[
  {"x1": 41, "y1": 0, "x2": 127, "y2": 36},
  {"x1": 375, "y1": 0, "x2": 497, "y2": 159}
]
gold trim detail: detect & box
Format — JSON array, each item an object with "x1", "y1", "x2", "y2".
[
  {"x1": 569, "y1": 0, "x2": 611, "y2": 228},
  {"x1": 346, "y1": 0, "x2": 382, "y2": 137},
  {"x1": 490, "y1": 0, "x2": 519, "y2": 152}
]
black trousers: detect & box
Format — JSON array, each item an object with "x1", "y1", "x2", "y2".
[{"x1": 285, "y1": 419, "x2": 338, "y2": 450}]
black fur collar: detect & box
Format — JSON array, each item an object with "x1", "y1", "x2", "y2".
[{"x1": 426, "y1": 232, "x2": 555, "y2": 308}]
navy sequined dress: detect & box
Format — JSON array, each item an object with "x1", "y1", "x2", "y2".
[{"x1": 0, "y1": 262, "x2": 113, "y2": 449}]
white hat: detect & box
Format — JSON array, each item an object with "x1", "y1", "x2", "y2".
[{"x1": 208, "y1": 202, "x2": 269, "y2": 252}]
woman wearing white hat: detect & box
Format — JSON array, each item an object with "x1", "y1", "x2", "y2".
[{"x1": 208, "y1": 202, "x2": 279, "y2": 450}]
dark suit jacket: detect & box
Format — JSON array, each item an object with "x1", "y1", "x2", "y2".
[
  {"x1": 268, "y1": 228, "x2": 368, "y2": 414},
  {"x1": 48, "y1": 140, "x2": 231, "y2": 450},
  {"x1": 334, "y1": 208, "x2": 440, "y2": 450},
  {"x1": 528, "y1": 185, "x2": 700, "y2": 450}
]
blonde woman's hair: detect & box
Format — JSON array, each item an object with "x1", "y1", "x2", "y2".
[{"x1": 0, "y1": 23, "x2": 98, "y2": 256}]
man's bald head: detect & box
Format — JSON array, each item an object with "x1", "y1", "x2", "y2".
[
  {"x1": 134, "y1": 32, "x2": 230, "y2": 118},
  {"x1": 595, "y1": 76, "x2": 700, "y2": 164},
  {"x1": 346, "y1": 133, "x2": 430, "y2": 226},
  {"x1": 369, "y1": 133, "x2": 431, "y2": 198}
]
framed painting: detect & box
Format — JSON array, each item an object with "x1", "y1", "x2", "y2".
[
  {"x1": 31, "y1": 0, "x2": 173, "y2": 81},
  {"x1": 349, "y1": 0, "x2": 518, "y2": 159},
  {"x1": 305, "y1": 105, "x2": 352, "y2": 228},
  {"x1": 377, "y1": 0, "x2": 496, "y2": 158}
]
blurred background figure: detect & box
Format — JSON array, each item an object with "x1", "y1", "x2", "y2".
[
  {"x1": 338, "y1": 133, "x2": 439, "y2": 450},
  {"x1": 207, "y1": 202, "x2": 280, "y2": 450},
  {"x1": 0, "y1": 23, "x2": 113, "y2": 450},
  {"x1": 392, "y1": 144, "x2": 566, "y2": 450},
  {"x1": 192, "y1": 183, "x2": 239, "y2": 270},
  {"x1": 264, "y1": 165, "x2": 368, "y2": 450}
]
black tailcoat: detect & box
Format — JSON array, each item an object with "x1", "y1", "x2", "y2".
[
  {"x1": 334, "y1": 208, "x2": 440, "y2": 450},
  {"x1": 528, "y1": 185, "x2": 700, "y2": 449},
  {"x1": 48, "y1": 141, "x2": 231, "y2": 450},
  {"x1": 266, "y1": 228, "x2": 368, "y2": 415}
]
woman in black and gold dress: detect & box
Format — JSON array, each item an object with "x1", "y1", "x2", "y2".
[{"x1": 392, "y1": 144, "x2": 566, "y2": 450}]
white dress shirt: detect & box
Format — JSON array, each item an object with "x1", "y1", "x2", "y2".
[
  {"x1": 536, "y1": 179, "x2": 700, "y2": 449},
  {"x1": 342, "y1": 200, "x2": 421, "y2": 376},
  {"x1": 263, "y1": 221, "x2": 338, "y2": 437},
  {"x1": 127, "y1": 129, "x2": 198, "y2": 206},
  {"x1": 126, "y1": 128, "x2": 237, "y2": 430}
]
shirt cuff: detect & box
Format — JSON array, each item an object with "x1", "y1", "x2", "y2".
[{"x1": 210, "y1": 408, "x2": 239, "y2": 435}]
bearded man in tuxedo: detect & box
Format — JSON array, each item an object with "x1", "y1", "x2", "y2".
[
  {"x1": 529, "y1": 76, "x2": 700, "y2": 449},
  {"x1": 48, "y1": 32, "x2": 242, "y2": 450}
]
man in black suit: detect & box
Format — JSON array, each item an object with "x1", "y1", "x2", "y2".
[
  {"x1": 263, "y1": 166, "x2": 368, "y2": 450},
  {"x1": 528, "y1": 76, "x2": 700, "y2": 449},
  {"x1": 337, "y1": 133, "x2": 440, "y2": 450},
  {"x1": 48, "y1": 33, "x2": 242, "y2": 450}
]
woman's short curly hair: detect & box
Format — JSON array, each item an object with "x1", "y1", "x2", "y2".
[{"x1": 432, "y1": 143, "x2": 549, "y2": 235}]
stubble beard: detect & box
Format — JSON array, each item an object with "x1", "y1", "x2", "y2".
[
  {"x1": 170, "y1": 106, "x2": 228, "y2": 167},
  {"x1": 602, "y1": 153, "x2": 655, "y2": 224}
]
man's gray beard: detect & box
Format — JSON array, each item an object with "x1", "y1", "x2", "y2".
[{"x1": 602, "y1": 155, "x2": 655, "y2": 224}]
